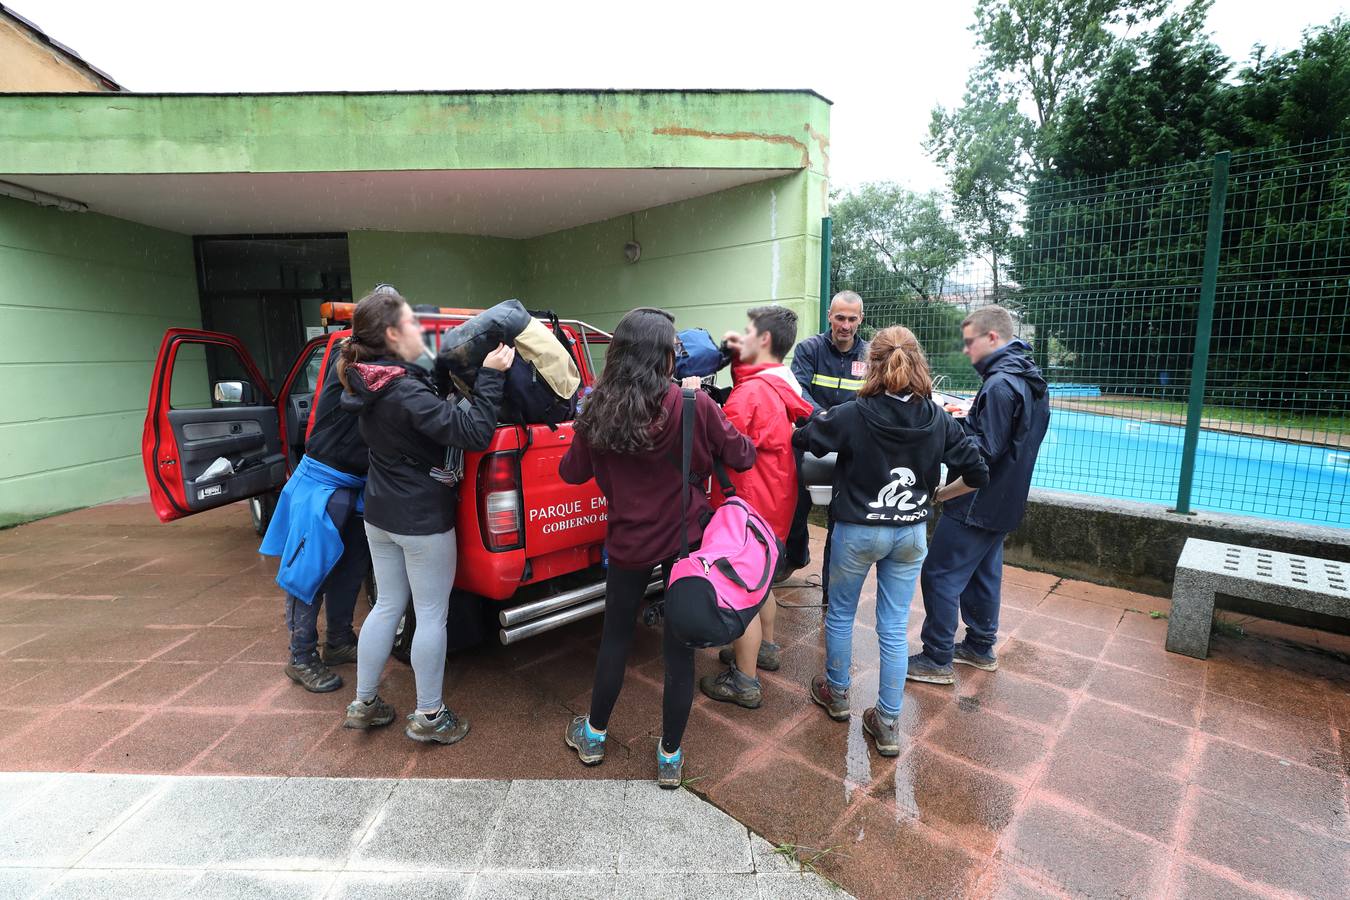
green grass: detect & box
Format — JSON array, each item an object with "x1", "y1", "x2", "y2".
[{"x1": 1068, "y1": 398, "x2": 1348, "y2": 435}]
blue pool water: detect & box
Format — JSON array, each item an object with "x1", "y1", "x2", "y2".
[{"x1": 1033, "y1": 409, "x2": 1349, "y2": 529}]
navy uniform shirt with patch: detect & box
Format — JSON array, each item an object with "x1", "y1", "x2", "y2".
[{"x1": 789, "y1": 331, "x2": 871, "y2": 412}]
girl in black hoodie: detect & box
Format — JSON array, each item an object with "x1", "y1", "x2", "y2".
[
  {"x1": 335, "y1": 287, "x2": 513, "y2": 746},
  {"x1": 793, "y1": 326, "x2": 988, "y2": 757}
]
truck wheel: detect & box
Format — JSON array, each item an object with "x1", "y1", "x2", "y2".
[{"x1": 249, "y1": 491, "x2": 279, "y2": 536}]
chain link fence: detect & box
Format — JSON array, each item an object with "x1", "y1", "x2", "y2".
[{"x1": 834, "y1": 137, "x2": 1349, "y2": 528}]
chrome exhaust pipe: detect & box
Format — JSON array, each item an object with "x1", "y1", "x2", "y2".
[
  {"x1": 499, "y1": 598, "x2": 606, "y2": 645},
  {"x1": 497, "y1": 579, "x2": 662, "y2": 645},
  {"x1": 499, "y1": 581, "x2": 607, "y2": 627}
]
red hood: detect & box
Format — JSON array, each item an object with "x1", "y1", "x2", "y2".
[{"x1": 733, "y1": 362, "x2": 814, "y2": 421}]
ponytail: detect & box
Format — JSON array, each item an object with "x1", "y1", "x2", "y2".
[
  {"x1": 858, "y1": 326, "x2": 933, "y2": 400},
  {"x1": 337, "y1": 286, "x2": 408, "y2": 393}
]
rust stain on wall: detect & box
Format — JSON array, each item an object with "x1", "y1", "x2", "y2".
[
  {"x1": 804, "y1": 123, "x2": 830, "y2": 177},
  {"x1": 652, "y1": 126, "x2": 811, "y2": 168}
]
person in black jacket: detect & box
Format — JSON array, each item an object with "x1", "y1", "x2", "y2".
[
  {"x1": 908, "y1": 305, "x2": 1050, "y2": 685},
  {"x1": 784, "y1": 291, "x2": 870, "y2": 600},
  {"x1": 334, "y1": 287, "x2": 513, "y2": 746},
  {"x1": 794, "y1": 326, "x2": 988, "y2": 758},
  {"x1": 269, "y1": 342, "x2": 371, "y2": 694}
]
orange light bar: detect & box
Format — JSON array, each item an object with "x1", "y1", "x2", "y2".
[{"x1": 320, "y1": 302, "x2": 486, "y2": 324}]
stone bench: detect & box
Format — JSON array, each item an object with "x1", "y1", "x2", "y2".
[{"x1": 1165, "y1": 538, "x2": 1350, "y2": 659}]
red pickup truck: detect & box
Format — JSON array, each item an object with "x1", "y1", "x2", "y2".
[{"x1": 141, "y1": 305, "x2": 643, "y2": 655}]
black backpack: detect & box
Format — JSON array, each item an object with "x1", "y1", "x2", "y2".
[{"x1": 499, "y1": 356, "x2": 579, "y2": 430}]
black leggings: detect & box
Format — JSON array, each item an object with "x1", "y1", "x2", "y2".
[{"x1": 588, "y1": 560, "x2": 691, "y2": 754}]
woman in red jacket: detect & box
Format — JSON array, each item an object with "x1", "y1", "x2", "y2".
[{"x1": 559, "y1": 307, "x2": 755, "y2": 788}]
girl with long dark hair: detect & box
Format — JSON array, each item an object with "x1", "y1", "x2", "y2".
[
  {"x1": 337, "y1": 286, "x2": 514, "y2": 745},
  {"x1": 560, "y1": 307, "x2": 756, "y2": 787}
]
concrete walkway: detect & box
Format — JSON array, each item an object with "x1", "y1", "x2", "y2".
[{"x1": 0, "y1": 773, "x2": 849, "y2": 899}]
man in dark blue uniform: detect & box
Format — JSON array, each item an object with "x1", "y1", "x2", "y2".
[
  {"x1": 785, "y1": 291, "x2": 870, "y2": 603},
  {"x1": 908, "y1": 304, "x2": 1050, "y2": 683}
]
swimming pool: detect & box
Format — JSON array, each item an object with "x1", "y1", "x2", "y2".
[{"x1": 1033, "y1": 409, "x2": 1349, "y2": 529}]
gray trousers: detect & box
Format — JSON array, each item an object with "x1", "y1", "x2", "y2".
[{"x1": 358, "y1": 522, "x2": 457, "y2": 712}]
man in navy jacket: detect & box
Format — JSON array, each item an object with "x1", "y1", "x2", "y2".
[
  {"x1": 908, "y1": 305, "x2": 1050, "y2": 683},
  {"x1": 785, "y1": 291, "x2": 869, "y2": 601}
]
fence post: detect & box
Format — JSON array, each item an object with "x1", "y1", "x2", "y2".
[
  {"x1": 1173, "y1": 151, "x2": 1230, "y2": 515},
  {"x1": 818, "y1": 216, "x2": 832, "y2": 332}
]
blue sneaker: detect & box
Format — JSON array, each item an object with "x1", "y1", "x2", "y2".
[
  {"x1": 565, "y1": 716, "x2": 606, "y2": 766},
  {"x1": 953, "y1": 641, "x2": 998, "y2": 671},
  {"x1": 905, "y1": 653, "x2": 955, "y2": 685},
  {"x1": 656, "y1": 745, "x2": 683, "y2": 789}
]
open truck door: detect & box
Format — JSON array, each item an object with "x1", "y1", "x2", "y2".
[{"x1": 141, "y1": 328, "x2": 318, "y2": 523}]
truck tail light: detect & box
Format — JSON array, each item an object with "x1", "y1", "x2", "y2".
[{"x1": 478, "y1": 452, "x2": 524, "y2": 551}]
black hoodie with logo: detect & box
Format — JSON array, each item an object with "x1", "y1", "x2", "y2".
[
  {"x1": 942, "y1": 339, "x2": 1051, "y2": 533},
  {"x1": 792, "y1": 393, "x2": 989, "y2": 528},
  {"x1": 339, "y1": 358, "x2": 504, "y2": 535}
]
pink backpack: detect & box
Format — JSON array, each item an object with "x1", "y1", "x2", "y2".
[{"x1": 665, "y1": 390, "x2": 782, "y2": 649}]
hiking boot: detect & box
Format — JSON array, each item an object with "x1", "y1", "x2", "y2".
[
  {"x1": 862, "y1": 707, "x2": 901, "y2": 757},
  {"x1": 656, "y1": 745, "x2": 684, "y2": 789},
  {"x1": 564, "y1": 715, "x2": 606, "y2": 766},
  {"x1": 953, "y1": 641, "x2": 998, "y2": 671},
  {"x1": 344, "y1": 695, "x2": 396, "y2": 729},
  {"x1": 406, "y1": 707, "x2": 470, "y2": 745},
  {"x1": 905, "y1": 653, "x2": 955, "y2": 685},
  {"x1": 285, "y1": 659, "x2": 342, "y2": 693},
  {"x1": 700, "y1": 666, "x2": 763, "y2": 709},
  {"x1": 322, "y1": 642, "x2": 359, "y2": 666},
  {"x1": 717, "y1": 642, "x2": 782, "y2": 672},
  {"x1": 809, "y1": 675, "x2": 850, "y2": 721}
]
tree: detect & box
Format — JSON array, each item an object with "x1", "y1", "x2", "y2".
[
  {"x1": 1237, "y1": 17, "x2": 1350, "y2": 147},
  {"x1": 927, "y1": 81, "x2": 1026, "y2": 297},
  {"x1": 1049, "y1": 3, "x2": 1237, "y2": 177},
  {"x1": 971, "y1": 0, "x2": 1170, "y2": 174},
  {"x1": 829, "y1": 184, "x2": 966, "y2": 301}
]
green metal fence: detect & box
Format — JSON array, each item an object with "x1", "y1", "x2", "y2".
[{"x1": 834, "y1": 137, "x2": 1350, "y2": 529}]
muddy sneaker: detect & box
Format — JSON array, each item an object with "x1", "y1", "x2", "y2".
[
  {"x1": 321, "y1": 642, "x2": 359, "y2": 666},
  {"x1": 564, "y1": 715, "x2": 607, "y2": 766},
  {"x1": 656, "y1": 745, "x2": 684, "y2": 789},
  {"x1": 905, "y1": 653, "x2": 955, "y2": 685},
  {"x1": 953, "y1": 641, "x2": 998, "y2": 671},
  {"x1": 809, "y1": 675, "x2": 850, "y2": 721},
  {"x1": 406, "y1": 707, "x2": 470, "y2": 745},
  {"x1": 344, "y1": 695, "x2": 395, "y2": 729},
  {"x1": 285, "y1": 659, "x2": 342, "y2": 693},
  {"x1": 699, "y1": 666, "x2": 763, "y2": 709},
  {"x1": 717, "y1": 642, "x2": 782, "y2": 672},
  {"x1": 862, "y1": 707, "x2": 901, "y2": 757}
]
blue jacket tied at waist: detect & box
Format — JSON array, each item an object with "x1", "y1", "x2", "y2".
[{"x1": 259, "y1": 455, "x2": 366, "y2": 604}]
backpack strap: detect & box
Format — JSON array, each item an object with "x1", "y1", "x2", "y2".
[
  {"x1": 678, "y1": 388, "x2": 696, "y2": 560},
  {"x1": 712, "y1": 458, "x2": 736, "y2": 497}
]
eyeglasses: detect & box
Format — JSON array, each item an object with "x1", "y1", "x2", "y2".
[
  {"x1": 373, "y1": 283, "x2": 399, "y2": 295},
  {"x1": 963, "y1": 333, "x2": 992, "y2": 348}
]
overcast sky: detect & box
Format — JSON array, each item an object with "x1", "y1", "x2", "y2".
[{"x1": 22, "y1": 0, "x2": 1345, "y2": 191}]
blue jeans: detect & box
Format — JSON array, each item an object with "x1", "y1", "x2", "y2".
[
  {"x1": 825, "y1": 521, "x2": 928, "y2": 719},
  {"x1": 919, "y1": 515, "x2": 1006, "y2": 666}
]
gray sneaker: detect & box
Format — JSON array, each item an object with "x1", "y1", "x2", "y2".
[
  {"x1": 809, "y1": 675, "x2": 850, "y2": 721},
  {"x1": 953, "y1": 641, "x2": 998, "y2": 671},
  {"x1": 344, "y1": 695, "x2": 395, "y2": 729},
  {"x1": 565, "y1": 716, "x2": 606, "y2": 766},
  {"x1": 699, "y1": 666, "x2": 762, "y2": 709},
  {"x1": 717, "y1": 642, "x2": 782, "y2": 672},
  {"x1": 862, "y1": 707, "x2": 901, "y2": 757},
  {"x1": 322, "y1": 642, "x2": 359, "y2": 667},
  {"x1": 905, "y1": 653, "x2": 955, "y2": 685},
  {"x1": 286, "y1": 659, "x2": 342, "y2": 693},
  {"x1": 406, "y1": 708, "x2": 470, "y2": 745}
]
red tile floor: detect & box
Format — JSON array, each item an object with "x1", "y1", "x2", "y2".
[{"x1": 1, "y1": 499, "x2": 1347, "y2": 899}]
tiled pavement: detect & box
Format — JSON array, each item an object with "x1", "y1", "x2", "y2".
[
  {"x1": 0, "y1": 773, "x2": 846, "y2": 898},
  {"x1": 1, "y1": 499, "x2": 1349, "y2": 899}
]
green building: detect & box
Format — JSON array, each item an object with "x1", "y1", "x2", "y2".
[{"x1": 0, "y1": 90, "x2": 831, "y2": 524}]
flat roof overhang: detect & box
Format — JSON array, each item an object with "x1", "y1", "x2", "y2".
[{"x1": 0, "y1": 90, "x2": 829, "y2": 237}]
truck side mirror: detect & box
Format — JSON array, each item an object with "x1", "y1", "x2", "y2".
[{"x1": 212, "y1": 381, "x2": 254, "y2": 406}]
